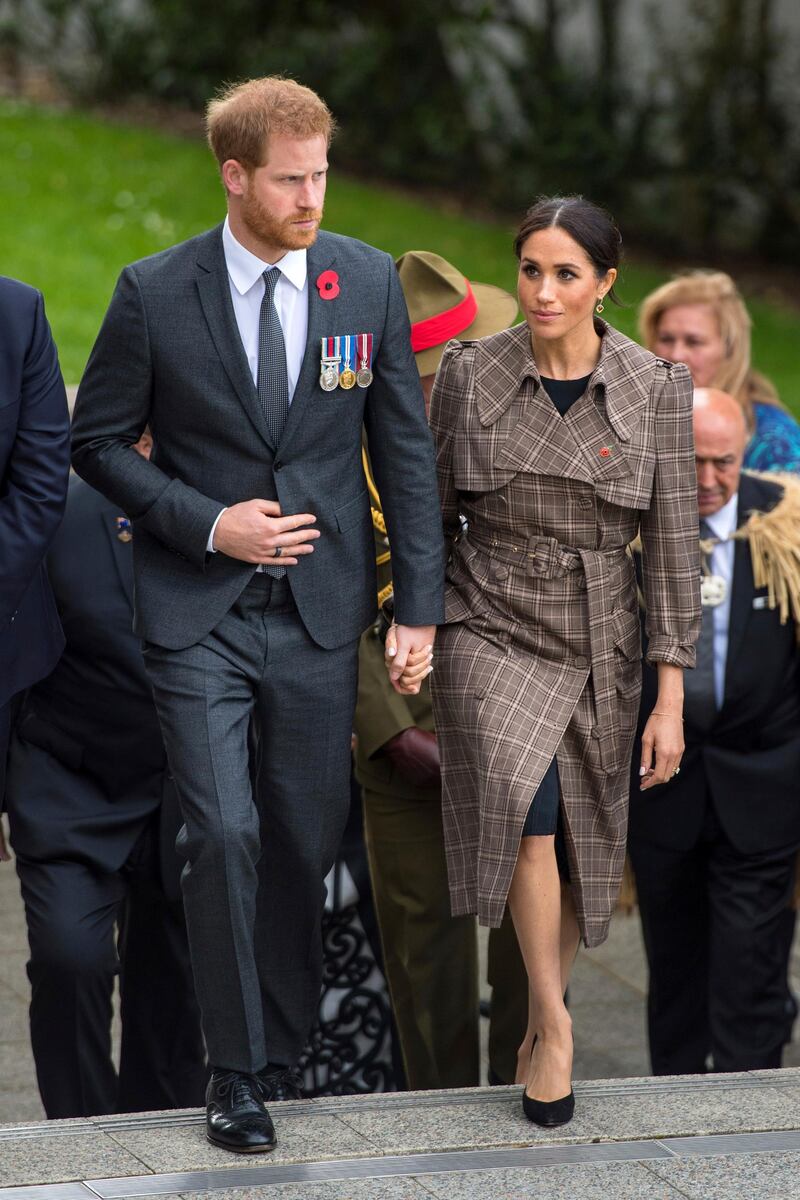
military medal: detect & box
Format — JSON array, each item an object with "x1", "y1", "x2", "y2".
[
  {"x1": 116, "y1": 516, "x2": 132, "y2": 543},
  {"x1": 339, "y1": 335, "x2": 357, "y2": 390},
  {"x1": 356, "y1": 332, "x2": 374, "y2": 388},
  {"x1": 700, "y1": 574, "x2": 727, "y2": 607},
  {"x1": 320, "y1": 336, "x2": 341, "y2": 391}
]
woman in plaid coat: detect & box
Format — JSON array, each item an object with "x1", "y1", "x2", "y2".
[{"x1": 426, "y1": 198, "x2": 700, "y2": 1125}]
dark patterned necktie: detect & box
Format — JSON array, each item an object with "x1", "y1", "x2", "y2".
[
  {"x1": 683, "y1": 520, "x2": 718, "y2": 731},
  {"x1": 258, "y1": 268, "x2": 289, "y2": 446},
  {"x1": 258, "y1": 268, "x2": 288, "y2": 578}
]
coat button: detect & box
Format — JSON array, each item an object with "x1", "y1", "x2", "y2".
[
  {"x1": 574, "y1": 655, "x2": 589, "y2": 669},
  {"x1": 578, "y1": 496, "x2": 592, "y2": 509},
  {"x1": 491, "y1": 565, "x2": 509, "y2": 582},
  {"x1": 274, "y1": 460, "x2": 283, "y2": 471}
]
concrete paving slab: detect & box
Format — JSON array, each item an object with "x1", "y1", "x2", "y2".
[
  {"x1": 571, "y1": 1000, "x2": 648, "y2": 1054},
  {"x1": 417, "y1": 1160, "x2": 685, "y2": 1199},
  {"x1": 333, "y1": 1091, "x2": 602, "y2": 1153},
  {"x1": 586, "y1": 1080, "x2": 800, "y2": 1141},
  {"x1": 106, "y1": 1113, "x2": 376, "y2": 1173},
  {"x1": 0, "y1": 1052, "x2": 47, "y2": 1123},
  {"x1": 177, "y1": 1182, "x2": 433, "y2": 1199},
  {"x1": 645, "y1": 1149, "x2": 800, "y2": 1199},
  {"x1": 0, "y1": 1129, "x2": 149, "y2": 1186},
  {"x1": 573, "y1": 1043, "x2": 650, "y2": 1082},
  {"x1": 586, "y1": 916, "x2": 649, "y2": 994}
]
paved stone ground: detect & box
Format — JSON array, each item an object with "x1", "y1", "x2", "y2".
[{"x1": 0, "y1": 826, "x2": 797, "y2": 1124}]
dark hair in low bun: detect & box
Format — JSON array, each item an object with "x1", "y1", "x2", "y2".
[{"x1": 514, "y1": 195, "x2": 623, "y2": 306}]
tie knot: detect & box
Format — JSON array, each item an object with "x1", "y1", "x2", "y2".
[
  {"x1": 699, "y1": 519, "x2": 715, "y2": 541},
  {"x1": 262, "y1": 268, "x2": 280, "y2": 298}
]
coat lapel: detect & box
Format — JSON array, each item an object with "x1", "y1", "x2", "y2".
[
  {"x1": 195, "y1": 226, "x2": 276, "y2": 451},
  {"x1": 100, "y1": 508, "x2": 134, "y2": 613},
  {"x1": 723, "y1": 476, "x2": 774, "y2": 700},
  {"x1": 723, "y1": 534, "x2": 752, "y2": 702},
  {"x1": 485, "y1": 323, "x2": 637, "y2": 486},
  {"x1": 275, "y1": 236, "x2": 338, "y2": 456}
]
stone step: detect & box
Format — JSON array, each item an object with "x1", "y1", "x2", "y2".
[{"x1": 2, "y1": 1069, "x2": 799, "y2": 1199}]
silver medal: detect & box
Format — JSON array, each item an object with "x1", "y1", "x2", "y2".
[
  {"x1": 319, "y1": 335, "x2": 341, "y2": 392},
  {"x1": 356, "y1": 367, "x2": 373, "y2": 388},
  {"x1": 320, "y1": 364, "x2": 340, "y2": 391}
]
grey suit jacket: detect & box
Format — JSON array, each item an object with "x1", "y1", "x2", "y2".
[{"x1": 71, "y1": 225, "x2": 445, "y2": 649}]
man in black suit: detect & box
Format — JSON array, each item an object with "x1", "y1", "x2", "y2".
[
  {"x1": 4, "y1": 432, "x2": 206, "y2": 1118},
  {"x1": 629, "y1": 387, "x2": 800, "y2": 1074},
  {"x1": 71, "y1": 77, "x2": 443, "y2": 1151},
  {"x1": 0, "y1": 276, "x2": 69, "y2": 797}
]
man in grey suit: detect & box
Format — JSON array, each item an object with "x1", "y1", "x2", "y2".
[{"x1": 71, "y1": 76, "x2": 444, "y2": 1153}]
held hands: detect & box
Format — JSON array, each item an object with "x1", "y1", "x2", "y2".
[
  {"x1": 639, "y1": 709, "x2": 684, "y2": 790},
  {"x1": 384, "y1": 624, "x2": 436, "y2": 695},
  {"x1": 213, "y1": 499, "x2": 319, "y2": 565}
]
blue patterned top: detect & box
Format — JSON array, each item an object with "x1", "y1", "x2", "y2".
[{"x1": 743, "y1": 403, "x2": 800, "y2": 474}]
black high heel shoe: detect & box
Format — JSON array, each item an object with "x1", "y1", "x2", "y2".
[
  {"x1": 522, "y1": 1088, "x2": 575, "y2": 1127},
  {"x1": 522, "y1": 1036, "x2": 575, "y2": 1127}
]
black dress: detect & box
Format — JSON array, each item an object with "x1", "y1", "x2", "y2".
[{"x1": 521, "y1": 375, "x2": 590, "y2": 849}]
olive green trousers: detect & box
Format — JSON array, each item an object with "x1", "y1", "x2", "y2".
[{"x1": 363, "y1": 786, "x2": 528, "y2": 1089}]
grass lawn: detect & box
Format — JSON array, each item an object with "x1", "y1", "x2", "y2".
[{"x1": 1, "y1": 99, "x2": 797, "y2": 411}]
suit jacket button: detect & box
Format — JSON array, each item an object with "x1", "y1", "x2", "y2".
[
  {"x1": 574, "y1": 654, "x2": 589, "y2": 669},
  {"x1": 578, "y1": 496, "x2": 592, "y2": 509},
  {"x1": 274, "y1": 460, "x2": 283, "y2": 471}
]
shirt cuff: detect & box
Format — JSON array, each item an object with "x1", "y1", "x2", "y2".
[{"x1": 206, "y1": 508, "x2": 226, "y2": 554}]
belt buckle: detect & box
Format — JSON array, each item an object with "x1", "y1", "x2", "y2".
[{"x1": 525, "y1": 536, "x2": 546, "y2": 577}]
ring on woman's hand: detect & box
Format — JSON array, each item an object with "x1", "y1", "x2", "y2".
[
  {"x1": 273, "y1": 546, "x2": 283, "y2": 558},
  {"x1": 671, "y1": 766, "x2": 681, "y2": 778}
]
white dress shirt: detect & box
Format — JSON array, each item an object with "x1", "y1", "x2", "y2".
[
  {"x1": 207, "y1": 218, "x2": 309, "y2": 554},
  {"x1": 703, "y1": 491, "x2": 738, "y2": 709}
]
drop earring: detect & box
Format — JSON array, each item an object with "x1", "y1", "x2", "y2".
[{"x1": 595, "y1": 299, "x2": 605, "y2": 314}]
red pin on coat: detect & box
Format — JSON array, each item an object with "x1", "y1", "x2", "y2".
[{"x1": 316, "y1": 270, "x2": 340, "y2": 300}]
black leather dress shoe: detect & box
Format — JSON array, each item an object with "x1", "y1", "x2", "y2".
[
  {"x1": 258, "y1": 1065, "x2": 305, "y2": 1102},
  {"x1": 522, "y1": 1088, "x2": 575, "y2": 1127},
  {"x1": 206, "y1": 1070, "x2": 276, "y2": 1153}
]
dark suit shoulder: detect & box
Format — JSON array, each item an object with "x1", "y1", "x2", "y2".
[
  {"x1": 125, "y1": 224, "x2": 224, "y2": 282},
  {"x1": 315, "y1": 229, "x2": 392, "y2": 269},
  {"x1": 0, "y1": 275, "x2": 39, "y2": 321}
]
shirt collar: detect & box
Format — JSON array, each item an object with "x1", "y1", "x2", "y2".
[
  {"x1": 222, "y1": 216, "x2": 307, "y2": 295},
  {"x1": 705, "y1": 491, "x2": 739, "y2": 540}
]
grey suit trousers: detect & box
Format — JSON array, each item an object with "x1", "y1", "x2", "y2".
[{"x1": 143, "y1": 575, "x2": 359, "y2": 1073}]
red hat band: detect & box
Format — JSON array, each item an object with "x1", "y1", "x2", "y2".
[{"x1": 410, "y1": 280, "x2": 478, "y2": 353}]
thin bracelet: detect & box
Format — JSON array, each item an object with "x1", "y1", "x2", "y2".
[{"x1": 651, "y1": 711, "x2": 684, "y2": 721}]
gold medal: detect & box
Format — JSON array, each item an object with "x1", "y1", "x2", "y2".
[{"x1": 339, "y1": 367, "x2": 356, "y2": 390}]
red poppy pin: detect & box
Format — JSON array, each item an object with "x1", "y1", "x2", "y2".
[
  {"x1": 316, "y1": 270, "x2": 340, "y2": 300},
  {"x1": 599, "y1": 446, "x2": 612, "y2": 458}
]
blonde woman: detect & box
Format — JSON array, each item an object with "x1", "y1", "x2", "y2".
[{"x1": 640, "y1": 270, "x2": 800, "y2": 473}]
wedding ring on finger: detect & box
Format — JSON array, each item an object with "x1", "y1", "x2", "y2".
[{"x1": 273, "y1": 546, "x2": 283, "y2": 558}]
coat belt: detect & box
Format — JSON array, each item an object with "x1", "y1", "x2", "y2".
[{"x1": 466, "y1": 530, "x2": 631, "y2": 773}]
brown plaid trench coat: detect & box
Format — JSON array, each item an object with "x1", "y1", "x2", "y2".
[{"x1": 429, "y1": 321, "x2": 701, "y2": 947}]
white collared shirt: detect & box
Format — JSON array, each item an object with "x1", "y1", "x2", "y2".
[
  {"x1": 222, "y1": 215, "x2": 308, "y2": 399},
  {"x1": 703, "y1": 491, "x2": 738, "y2": 708},
  {"x1": 208, "y1": 219, "x2": 309, "y2": 554}
]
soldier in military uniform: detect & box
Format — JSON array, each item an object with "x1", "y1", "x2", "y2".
[{"x1": 354, "y1": 252, "x2": 527, "y2": 1088}]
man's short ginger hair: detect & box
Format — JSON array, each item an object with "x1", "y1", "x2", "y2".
[{"x1": 206, "y1": 76, "x2": 336, "y2": 171}]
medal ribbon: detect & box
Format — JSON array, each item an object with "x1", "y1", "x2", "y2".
[
  {"x1": 358, "y1": 333, "x2": 373, "y2": 370},
  {"x1": 410, "y1": 280, "x2": 477, "y2": 352}
]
